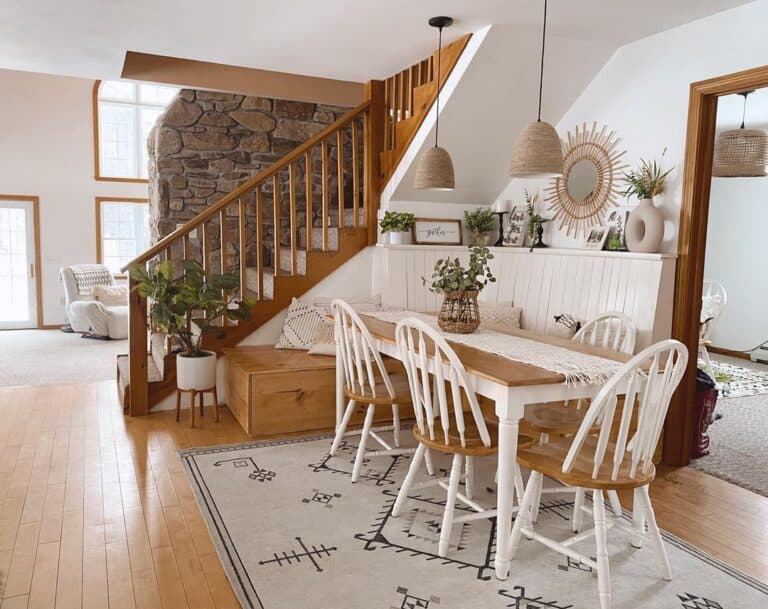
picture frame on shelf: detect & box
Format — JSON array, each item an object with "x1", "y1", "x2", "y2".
[
  {"x1": 605, "y1": 208, "x2": 631, "y2": 251},
  {"x1": 502, "y1": 206, "x2": 529, "y2": 247},
  {"x1": 583, "y1": 225, "x2": 610, "y2": 250},
  {"x1": 413, "y1": 218, "x2": 463, "y2": 245}
]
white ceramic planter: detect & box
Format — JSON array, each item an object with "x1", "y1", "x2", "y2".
[
  {"x1": 176, "y1": 351, "x2": 217, "y2": 391},
  {"x1": 388, "y1": 230, "x2": 413, "y2": 245},
  {"x1": 625, "y1": 198, "x2": 664, "y2": 253}
]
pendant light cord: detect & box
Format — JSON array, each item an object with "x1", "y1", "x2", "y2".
[
  {"x1": 435, "y1": 25, "x2": 443, "y2": 147},
  {"x1": 537, "y1": 0, "x2": 548, "y2": 122}
]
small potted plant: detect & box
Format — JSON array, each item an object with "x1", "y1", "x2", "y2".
[
  {"x1": 622, "y1": 153, "x2": 673, "y2": 253},
  {"x1": 524, "y1": 190, "x2": 550, "y2": 250},
  {"x1": 424, "y1": 245, "x2": 496, "y2": 333},
  {"x1": 130, "y1": 260, "x2": 253, "y2": 392},
  {"x1": 380, "y1": 211, "x2": 415, "y2": 245},
  {"x1": 464, "y1": 208, "x2": 497, "y2": 246}
]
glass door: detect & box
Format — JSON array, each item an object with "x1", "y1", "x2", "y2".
[{"x1": 0, "y1": 199, "x2": 38, "y2": 329}]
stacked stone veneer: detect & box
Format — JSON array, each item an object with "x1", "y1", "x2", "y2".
[{"x1": 148, "y1": 89, "x2": 357, "y2": 270}]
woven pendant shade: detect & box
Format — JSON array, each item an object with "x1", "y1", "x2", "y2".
[
  {"x1": 712, "y1": 128, "x2": 768, "y2": 177},
  {"x1": 414, "y1": 146, "x2": 455, "y2": 190},
  {"x1": 509, "y1": 120, "x2": 564, "y2": 178}
]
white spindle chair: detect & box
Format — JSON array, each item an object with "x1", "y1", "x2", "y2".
[
  {"x1": 329, "y1": 300, "x2": 416, "y2": 482},
  {"x1": 523, "y1": 312, "x2": 637, "y2": 528},
  {"x1": 698, "y1": 280, "x2": 727, "y2": 382},
  {"x1": 391, "y1": 317, "x2": 532, "y2": 558},
  {"x1": 510, "y1": 339, "x2": 688, "y2": 609}
]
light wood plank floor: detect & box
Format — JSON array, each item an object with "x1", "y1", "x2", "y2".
[{"x1": 0, "y1": 381, "x2": 765, "y2": 609}]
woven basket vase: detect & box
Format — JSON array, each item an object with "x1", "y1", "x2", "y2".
[
  {"x1": 438, "y1": 290, "x2": 480, "y2": 334},
  {"x1": 712, "y1": 128, "x2": 768, "y2": 177}
]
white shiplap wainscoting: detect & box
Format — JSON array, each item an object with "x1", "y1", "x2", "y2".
[{"x1": 372, "y1": 245, "x2": 676, "y2": 350}]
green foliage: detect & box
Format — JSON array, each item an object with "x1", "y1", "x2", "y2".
[
  {"x1": 463, "y1": 208, "x2": 496, "y2": 233},
  {"x1": 605, "y1": 216, "x2": 626, "y2": 251},
  {"x1": 129, "y1": 260, "x2": 253, "y2": 357},
  {"x1": 424, "y1": 246, "x2": 496, "y2": 294},
  {"x1": 622, "y1": 155, "x2": 673, "y2": 199},
  {"x1": 524, "y1": 190, "x2": 548, "y2": 241},
  {"x1": 379, "y1": 211, "x2": 415, "y2": 233}
]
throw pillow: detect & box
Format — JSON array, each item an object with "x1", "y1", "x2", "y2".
[
  {"x1": 551, "y1": 313, "x2": 582, "y2": 339},
  {"x1": 308, "y1": 321, "x2": 336, "y2": 356},
  {"x1": 479, "y1": 302, "x2": 522, "y2": 328},
  {"x1": 93, "y1": 284, "x2": 128, "y2": 307},
  {"x1": 312, "y1": 294, "x2": 382, "y2": 317},
  {"x1": 275, "y1": 298, "x2": 326, "y2": 350}
]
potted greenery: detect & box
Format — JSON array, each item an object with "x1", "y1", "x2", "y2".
[
  {"x1": 130, "y1": 260, "x2": 253, "y2": 391},
  {"x1": 380, "y1": 211, "x2": 415, "y2": 245},
  {"x1": 424, "y1": 245, "x2": 496, "y2": 333},
  {"x1": 464, "y1": 208, "x2": 497, "y2": 246},
  {"x1": 524, "y1": 190, "x2": 549, "y2": 249},
  {"x1": 622, "y1": 154, "x2": 673, "y2": 253}
]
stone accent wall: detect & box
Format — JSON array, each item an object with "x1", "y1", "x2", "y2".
[{"x1": 147, "y1": 90, "x2": 353, "y2": 267}]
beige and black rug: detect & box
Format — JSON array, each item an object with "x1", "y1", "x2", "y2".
[{"x1": 180, "y1": 434, "x2": 767, "y2": 609}]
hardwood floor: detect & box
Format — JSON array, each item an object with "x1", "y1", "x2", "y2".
[{"x1": 0, "y1": 381, "x2": 765, "y2": 609}]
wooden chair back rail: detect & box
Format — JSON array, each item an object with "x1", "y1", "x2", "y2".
[
  {"x1": 332, "y1": 300, "x2": 395, "y2": 400},
  {"x1": 395, "y1": 317, "x2": 491, "y2": 450},
  {"x1": 563, "y1": 340, "x2": 688, "y2": 482}
]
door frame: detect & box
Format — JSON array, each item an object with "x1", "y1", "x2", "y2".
[
  {"x1": 0, "y1": 194, "x2": 42, "y2": 329},
  {"x1": 664, "y1": 64, "x2": 768, "y2": 466}
]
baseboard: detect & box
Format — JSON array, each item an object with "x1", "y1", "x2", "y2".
[
  {"x1": 39, "y1": 323, "x2": 63, "y2": 330},
  {"x1": 708, "y1": 345, "x2": 750, "y2": 360}
]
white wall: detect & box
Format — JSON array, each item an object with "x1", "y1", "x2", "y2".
[
  {"x1": 495, "y1": 0, "x2": 768, "y2": 254},
  {"x1": 0, "y1": 69, "x2": 148, "y2": 326}
]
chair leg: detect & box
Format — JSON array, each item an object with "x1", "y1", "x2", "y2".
[
  {"x1": 351, "y1": 404, "x2": 375, "y2": 483},
  {"x1": 212, "y1": 387, "x2": 219, "y2": 423},
  {"x1": 509, "y1": 471, "x2": 540, "y2": 559},
  {"x1": 175, "y1": 390, "x2": 181, "y2": 422},
  {"x1": 330, "y1": 399, "x2": 356, "y2": 456},
  {"x1": 424, "y1": 448, "x2": 435, "y2": 476},
  {"x1": 438, "y1": 453, "x2": 463, "y2": 558},
  {"x1": 639, "y1": 485, "x2": 672, "y2": 580},
  {"x1": 572, "y1": 487, "x2": 585, "y2": 533},
  {"x1": 465, "y1": 456, "x2": 474, "y2": 500},
  {"x1": 513, "y1": 465, "x2": 525, "y2": 507},
  {"x1": 531, "y1": 469, "x2": 543, "y2": 523},
  {"x1": 392, "y1": 403, "x2": 401, "y2": 448},
  {"x1": 392, "y1": 443, "x2": 426, "y2": 518},
  {"x1": 607, "y1": 490, "x2": 623, "y2": 518},
  {"x1": 593, "y1": 489, "x2": 612, "y2": 609},
  {"x1": 630, "y1": 487, "x2": 645, "y2": 548}
]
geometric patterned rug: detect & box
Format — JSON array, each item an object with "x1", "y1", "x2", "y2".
[
  {"x1": 180, "y1": 434, "x2": 768, "y2": 609},
  {"x1": 710, "y1": 359, "x2": 768, "y2": 398}
]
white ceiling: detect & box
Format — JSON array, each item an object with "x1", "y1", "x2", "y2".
[{"x1": 0, "y1": 0, "x2": 755, "y2": 82}]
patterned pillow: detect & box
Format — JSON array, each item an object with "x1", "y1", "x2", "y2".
[
  {"x1": 275, "y1": 298, "x2": 326, "y2": 350},
  {"x1": 479, "y1": 302, "x2": 522, "y2": 329},
  {"x1": 93, "y1": 284, "x2": 128, "y2": 307},
  {"x1": 312, "y1": 294, "x2": 382, "y2": 317}
]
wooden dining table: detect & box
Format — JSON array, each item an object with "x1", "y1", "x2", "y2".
[{"x1": 346, "y1": 312, "x2": 633, "y2": 580}]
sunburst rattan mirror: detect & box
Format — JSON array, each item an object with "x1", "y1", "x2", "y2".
[{"x1": 544, "y1": 122, "x2": 627, "y2": 238}]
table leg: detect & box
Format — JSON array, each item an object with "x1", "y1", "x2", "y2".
[{"x1": 495, "y1": 416, "x2": 520, "y2": 580}]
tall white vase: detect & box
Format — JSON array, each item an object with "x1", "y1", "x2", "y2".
[{"x1": 625, "y1": 198, "x2": 664, "y2": 253}]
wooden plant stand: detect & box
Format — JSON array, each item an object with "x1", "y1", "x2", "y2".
[{"x1": 176, "y1": 387, "x2": 219, "y2": 428}]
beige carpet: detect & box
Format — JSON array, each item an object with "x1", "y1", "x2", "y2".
[
  {"x1": 180, "y1": 433, "x2": 768, "y2": 609},
  {"x1": 0, "y1": 329, "x2": 124, "y2": 387}
]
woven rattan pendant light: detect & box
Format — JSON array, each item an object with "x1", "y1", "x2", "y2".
[
  {"x1": 414, "y1": 16, "x2": 455, "y2": 190},
  {"x1": 509, "y1": 0, "x2": 564, "y2": 178},
  {"x1": 712, "y1": 91, "x2": 768, "y2": 178}
]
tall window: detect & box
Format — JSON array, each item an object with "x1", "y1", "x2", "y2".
[
  {"x1": 96, "y1": 199, "x2": 150, "y2": 275},
  {"x1": 95, "y1": 80, "x2": 178, "y2": 181}
]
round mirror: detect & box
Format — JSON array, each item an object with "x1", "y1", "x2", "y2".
[{"x1": 567, "y1": 159, "x2": 598, "y2": 201}]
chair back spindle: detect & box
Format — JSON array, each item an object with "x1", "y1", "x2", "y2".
[{"x1": 574, "y1": 312, "x2": 637, "y2": 355}]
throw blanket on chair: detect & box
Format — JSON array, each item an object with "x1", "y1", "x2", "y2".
[{"x1": 70, "y1": 264, "x2": 114, "y2": 296}]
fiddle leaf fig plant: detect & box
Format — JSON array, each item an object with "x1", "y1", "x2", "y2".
[
  {"x1": 379, "y1": 211, "x2": 415, "y2": 233},
  {"x1": 129, "y1": 259, "x2": 253, "y2": 357},
  {"x1": 424, "y1": 246, "x2": 496, "y2": 294}
]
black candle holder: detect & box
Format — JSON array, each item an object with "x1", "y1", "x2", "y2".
[{"x1": 494, "y1": 211, "x2": 506, "y2": 247}]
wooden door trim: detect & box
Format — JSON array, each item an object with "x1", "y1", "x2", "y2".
[
  {"x1": 0, "y1": 194, "x2": 43, "y2": 328},
  {"x1": 665, "y1": 64, "x2": 768, "y2": 466}
]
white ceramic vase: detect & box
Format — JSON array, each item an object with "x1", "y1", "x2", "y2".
[
  {"x1": 176, "y1": 351, "x2": 217, "y2": 391},
  {"x1": 388, "y1": 230, "x2": 412, "y2": 245},
  {"x1": 625, "y1": 198, "x2": 664, "y2": 253}
]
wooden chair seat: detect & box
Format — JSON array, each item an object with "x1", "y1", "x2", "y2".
[
  {"x1": 522, "y1": 400, "x2": 596, "y2": 435},
  {"x1": 344, "y1": 371, "x2": 413, "y2": 405},
  {"x1": 517, "y1": 435, "x2": 655, "y2": 490},
  {"x1": 413, "y1": 421, "x2": 535, "y2": 457}
]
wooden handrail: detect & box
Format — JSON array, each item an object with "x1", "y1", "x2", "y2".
[{"x1": 121, "y1": 100, "x2": 371, "y2": 272}]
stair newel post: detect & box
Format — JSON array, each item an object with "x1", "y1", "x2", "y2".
[
  {"x1": 219, "y1": 208, "x2": 228, "y2": 326},
  {"x1": 238, "y1": 196, "x2": 247, "y2": 301},
  {"x1": 273, "y1": 174, "x2": 281, "y2": 276},
  {"x1": 289, "y1": 163, "x2": 298, "y2": 276},
  {"x1": 255, "y1": 186, "x2": 264, "y2": 300},
  {"x1": 321, "y1": 139, "x2": 330, "y2": 251},
  {"x1": 352, "y1": 119, "x2": 360, "y2": 228},
  {"x1": 363, "y1": 80, "x2": 385, "y2": 245},
  {"x1": 127, "y1": 269, "x2": 149, "y2": 416},
  {"x1": 336, "y1": 129, "x2": 344, "y2": 230}
]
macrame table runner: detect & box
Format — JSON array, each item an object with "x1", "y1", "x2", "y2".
[{"x1": 365, "y1": 310, "x2": 623, "y2": 386}]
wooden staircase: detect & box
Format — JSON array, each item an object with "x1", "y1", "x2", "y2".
[{"x1": 119, "y1": 37, "x2": 472, "y2": 417}]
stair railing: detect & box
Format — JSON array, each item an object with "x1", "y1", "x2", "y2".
[{"x1": 122, "y1": 94, "x2": 384, "y2": 416}]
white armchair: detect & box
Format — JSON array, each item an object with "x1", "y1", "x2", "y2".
[{"x1": 60, "y1": 265, "x2": 129, "y2": 339}]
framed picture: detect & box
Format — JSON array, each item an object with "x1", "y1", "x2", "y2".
[
  {"x1": 413, "y1": 218, "x2": 463, "y2": 245},
  {"x1": 502, "y1": 206, "x2": 529, "y2": 247},
  {"x1": 583, "y1": 225, "x2": 609, "y2": 250},
  {"x1": 605, "y1": 207, "x2": 630, "y2": 251}
]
